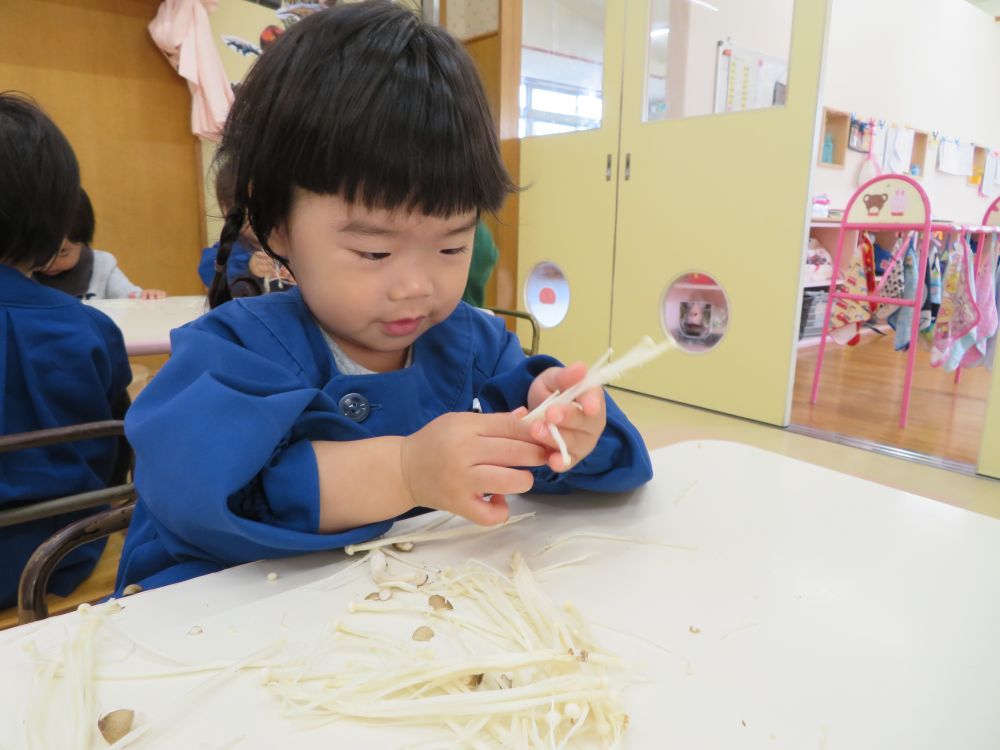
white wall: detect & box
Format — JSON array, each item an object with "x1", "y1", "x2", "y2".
[{"x1": 811, "y1": 0, "x2": 1000, "y2": 223}]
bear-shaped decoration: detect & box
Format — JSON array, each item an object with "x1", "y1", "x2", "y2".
[{"x1": 863, "y1": 192, "x2": 889, "y2": 216}]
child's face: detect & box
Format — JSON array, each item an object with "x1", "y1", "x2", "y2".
[
  {"x1": 270, "y1": 190, "x2": 476, "y2": 372},
  {"x1": 38, "y1": 240, "x2": 83, "y2": 275}
]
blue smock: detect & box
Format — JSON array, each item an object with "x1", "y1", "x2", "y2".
[
  {"x1": 0, "y1": 265, "x2": 131, "y2": 607},
  {"x1": 197, "y1": 240, "x2": 254, "y2": 287},
  {"x1": 116, "y1": 289, "x2": 652, "y2": 592}
]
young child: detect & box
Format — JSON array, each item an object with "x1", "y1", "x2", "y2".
[
  {"x1": 198, "y1": 158, "x2": 295, "y2": 296},
  {"x1": 35, "y1": 189, "x2": 167, "y2": 300},
  {"x1": 0, "y1": 93, "x2": 132, "y2": 608},
  {"x1": 115, "y1": 2, "x2": 653, "y2": 594}
]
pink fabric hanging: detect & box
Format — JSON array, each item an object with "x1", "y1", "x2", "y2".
[
  {"x1": 960, "y1": 235, "x2": 999, "y2": 368},
  {"x1": 149, "y1": 0, "x2": 234, "y2": 142}
]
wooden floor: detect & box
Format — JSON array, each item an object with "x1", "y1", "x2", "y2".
[{"x1": 792, "y1": 332, "x2": 993, "y2": 465}]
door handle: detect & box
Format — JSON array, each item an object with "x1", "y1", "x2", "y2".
[
  {"x1": 605, "y1": 153, "x2": 612, "y2": 181},
  {"x1": 625, "y1": 153, "x2": 631, "y2": 180}
]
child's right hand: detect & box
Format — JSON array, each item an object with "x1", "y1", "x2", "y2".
[{"x1": 400, "y1": 408, "x2": 546, "y2": 526}]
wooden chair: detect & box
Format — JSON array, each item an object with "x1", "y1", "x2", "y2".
[{"x1": 0, "y1": 399, "x2": 136, "y2": 625}]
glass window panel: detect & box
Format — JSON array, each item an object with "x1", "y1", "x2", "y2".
[
  {"x1": 532, "y1": 88, "x2": 579, "y2": 116},
  {"x1": 520, "y1": 0, "x2": 605, "y2": 137},
  {"x1": 643, "y1": 0, "x2": 794, "y2": 122},
  {"x1": 577, "y1": 93, "x2": 603, "y2": 121}
]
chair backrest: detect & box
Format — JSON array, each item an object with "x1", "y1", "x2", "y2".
[
  {"x1": 1, "y1": 394, "x2": 135, "y2": 623},
  {"x1": 18, "y1": 502, "x2": 135, "y2": 624},
  {"x1": 0, "y1": 391, "x2": 132, "y2": 527},
  {"x1": 482, "y1": 307, "x2": 540, "y2": 357}
]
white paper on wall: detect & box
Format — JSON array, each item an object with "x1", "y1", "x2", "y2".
[
  {"x1": 958, "y1": 143, "x2": 976, "y2": 176},
  {"x1": 884, "y1": 127, "x2": 914, "y2": 174},
  {"x1": 983, "y1": 153, "x2": 1000, "y2": 198},
  {"x1": 938, "y1": 140, "x2": 961, "y2": 175},
  {"x1": 880, "y1": 128, "x2": 895, "y2": 171},
  {"x1": 871, "y1": 125, "x2": 889, "y2": 167}
]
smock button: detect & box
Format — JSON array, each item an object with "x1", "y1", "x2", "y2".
[{"x1": 338, "y1": 392, "x2": 370, "y2": 422}]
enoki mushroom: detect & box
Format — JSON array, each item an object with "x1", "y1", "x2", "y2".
[
  {"x1": 18, "y1": 518, "x2": 638, "y2": 749},
  {"x1": 523, "y1": 336, "x2": 675, "y2": 467},
  {"x1": 264, "y1": 550, "x2": 632, "y2": 748}
]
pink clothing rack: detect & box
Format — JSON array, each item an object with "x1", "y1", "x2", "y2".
[
  {"x1": 810, "y1": 178, "x2": 1000, "y2": 427},
  {"x1": 810, "y1": 175, "x2": 931, "y2": 428}
]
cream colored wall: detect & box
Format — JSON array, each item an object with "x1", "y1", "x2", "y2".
[
  {"x1": 682, "y1": 0, "x2": 794, "y2": 117},
  {"x1": 811, "y1": 0, "x2": 1000, "y2": 223}
]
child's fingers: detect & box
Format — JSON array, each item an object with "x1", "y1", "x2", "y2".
[
  {"x1": 553, "y1": 362, "x2": 588, "y2": 392},
  {"x1": 546, "y1": 449, "x2": 573, "y2": 472},
  {"x1": 578, "y1": 387, "x2": 605, "y2": 417},
  {"x1": 460, "y1": 492, "x2": 511, "y2": 526},
  {"x1": 474, "y1": 411, "x2": 539, "y2": 444},
  {"x1": 544, "y1": 389, "x2": 604, "y2": 429},
  {"x1": 472, "y1": 437, "x2": 547, "y2": 468},
  {"x1": 470, "y1": 466, "x2": 535, "y2": 498},
  {"x1": 531, "y1": 366, "x2": 565, "y2": 400}
]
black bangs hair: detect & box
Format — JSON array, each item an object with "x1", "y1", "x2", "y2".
[
  {"x1": 209, "y1": 1, "x2": 513, "y2": 307},
  {"x1": 67, "y1": 188, "x2": 95, "y2": 245},
  {"x1": 0, "y1": 92, "x2": 80, "y2": 268}
]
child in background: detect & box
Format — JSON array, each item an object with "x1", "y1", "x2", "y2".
[
  {"x1": 115, "y1": 3, "x2": 652, "y2": 594},
  {"x1": 461, "y1": 220, "x2": 499, "y2": 308},
  {"x1": 36, "y1": 189, "x2": 167, "y2": 300},
  {"x1": 0, "y1": 93, "x2": 132, "y2": 608},
  {"x1": 197, "y1": 158, "x2": 257, "y2": 288},
  {"x1": 198, "y1": 158, "x2": 296, "y2": 295}
]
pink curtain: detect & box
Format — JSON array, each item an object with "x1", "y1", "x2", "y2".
[{"x1": 149, "y1": 0, "x2": 234, "y2": 142}]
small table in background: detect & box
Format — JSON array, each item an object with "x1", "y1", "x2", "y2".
[{"x1": 84, "y1": 295, "x2": 207, "y2": 356}]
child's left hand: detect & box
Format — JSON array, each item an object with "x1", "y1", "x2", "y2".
[
  {"x1": 136, "y1": 289, "x2": 167, "y2": 300},
  {"x1": 526, "y1": 362, "x2": 606, "y2": 472}
]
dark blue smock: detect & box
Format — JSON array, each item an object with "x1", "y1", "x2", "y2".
[
  {"x1": 0, "y1": 265, "x2": 131, "y2": 608},
  {"x1": 116, "y1": 290, "x2": 652, "y2": 592},
  {"x1": 197, "y1": 240, "x2": 253, "y2": 287}
]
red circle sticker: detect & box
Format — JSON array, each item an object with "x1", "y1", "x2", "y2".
[{"x1": 539, "y1": 287, "x2": 556, "y2": 304}]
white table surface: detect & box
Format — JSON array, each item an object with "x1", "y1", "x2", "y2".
[
  {"x1": 84, "y1": 295, "x2": 207, "y2": 356},
  {"x1": 3, "y1": 440, "x2": 1000, "y2": 749}
]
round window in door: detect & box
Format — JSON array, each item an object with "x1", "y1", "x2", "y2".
[
  {"x1": 525, "y1": 261, "x2": 570, "y2": 328},
  {"x1": 661, "y1": 272, "x2": 729, "y2": 353}
]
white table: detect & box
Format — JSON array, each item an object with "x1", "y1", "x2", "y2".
[
  {"x1": 3, "y1": 441, "x2": 1000, "y2": 749},
  {"x1": 84, "y1": 295, "x2": 207, "y2": 356}
]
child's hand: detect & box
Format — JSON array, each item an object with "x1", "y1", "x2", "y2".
[
  {"x1": 527, "y1": 362, "x2": 606, "y2": 472},
  {"x1": 400, "y1": 408, "x2": 546, "y2": 526},
  {"x1": 132, "y1": 289, "x2": 167, "y2": 300}
]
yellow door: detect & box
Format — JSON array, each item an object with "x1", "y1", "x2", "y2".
[
  {"x1": 610, "y1": 0, "x2": 829, "y2": 425},
  {"x1": 517, "y1": 0, "x2": 627, "y2": 365}
]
